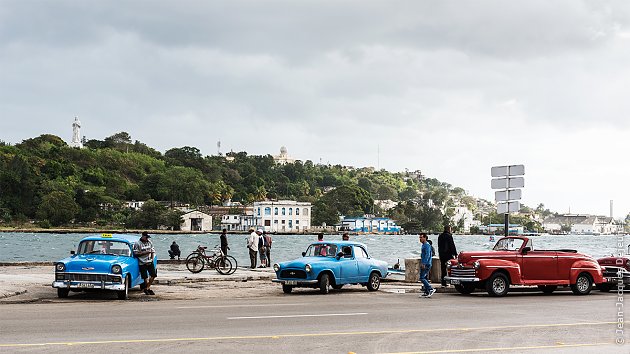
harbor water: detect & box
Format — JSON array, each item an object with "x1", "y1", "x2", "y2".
[{"x1": 1, "y1": 233, "x2": 628, "y2": 266}]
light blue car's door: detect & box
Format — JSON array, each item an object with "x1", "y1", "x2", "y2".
[
  {"x1": 355, "y1": 246, "x2": 372, "y2": 283},
  {"x1": 338, "y1": 245, "x2": 359, "y2": 283},
  {"x1": 126, "y1": 244, "x2": 142, "y2": 287}
]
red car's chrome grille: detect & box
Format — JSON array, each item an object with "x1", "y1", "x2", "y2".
[{"x1": 450, "y1": 268, "x2": 476, "y2": 278}]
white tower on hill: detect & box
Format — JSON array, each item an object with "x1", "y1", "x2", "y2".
[{"x1": 70, "y1": 117, "x2": 83, "y2": 148}]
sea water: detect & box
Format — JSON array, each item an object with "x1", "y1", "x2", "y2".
[{"x1": 1, "y1": 232, "x2": 628, "y2": 266}]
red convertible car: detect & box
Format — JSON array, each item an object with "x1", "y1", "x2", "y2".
[{"x1": 444, "y1": 236, "x2": 604, "y2": 297}]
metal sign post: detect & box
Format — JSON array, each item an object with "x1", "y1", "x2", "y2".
[{"x1": 491, "y1": 165, "x2": 525, "y2": 236}]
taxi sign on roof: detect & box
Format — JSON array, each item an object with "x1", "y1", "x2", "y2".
[{"x1": 101, "y1": 233, "x2": 113, "y2": 238}]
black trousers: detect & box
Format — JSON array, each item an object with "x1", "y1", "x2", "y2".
[
  {"x1": 249, "y1": 249, "x2": 257, "y2": 268},
  {"x1": 439, "y1": 258, "x2": 448, "y2": 286}
]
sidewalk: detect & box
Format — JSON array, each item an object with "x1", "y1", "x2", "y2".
[{"x1": 0, "y1": 263, "x2": 452, "y2": 302}]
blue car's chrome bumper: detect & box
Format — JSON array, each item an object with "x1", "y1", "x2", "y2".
[
  {"x1": 272, "y1": 279, "x2": 319, "y2": 286},
  {"x1": 52, "y1": 281, "x2": 126, "y2": 291}
]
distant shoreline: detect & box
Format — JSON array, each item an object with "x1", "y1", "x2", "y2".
[
  {"x1": 0, "y1": 228, "x2": 334, "y2": 235},
  {"x1": 0, "y1": 228, "x2": 225, "y2": 235}
]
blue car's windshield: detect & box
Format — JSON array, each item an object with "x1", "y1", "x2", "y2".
[
  {"x1": 77, "y1": 240, "x2": 131, "y2": 256},
  {"x1": 305, "y1": 244, "x2": 338, "y2": 257}
]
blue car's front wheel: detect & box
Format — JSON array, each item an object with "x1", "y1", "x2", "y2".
[
  {"x1": 57, "y1": 288, "x2": 70, "y2": 298},
  {"x1": 319, "y1": 273, "x2": 331, "y2": 294},
  {"x1": 117, "y1": 275, "x2": 129, "y2": 300},
  {"x1": 367, "y1": 272, "x2": 380, "y2": 291}
]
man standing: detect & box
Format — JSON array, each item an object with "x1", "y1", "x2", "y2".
[
  {"x1": 438, "y1": 225, "x2": 458, "y2": 287},
  {"x1": 247, "y1": 228, "x2": 260, "y2": 269},
  {"x1": 264, "y1": 231, "x2": 272, "y2": 265},
  {"x1": 419, "y1": 233, "x2": 435, "y2": 298},
  {"x1": 220, "y1": 228, "x2": 229, "y2": 256},
  {"x1": 258, "y1": 231, "x2": 268, "y2": 268},
  {"x1": 342, "y1": 232, "x2": 349, "y2": 241},
  {"x1": 133, "y1": 232, "x2": 156, "y2": 295}
]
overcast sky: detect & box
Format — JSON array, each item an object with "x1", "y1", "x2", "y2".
[{"x1": 1, "y1": 1, "x2": 629, "y2": 218}]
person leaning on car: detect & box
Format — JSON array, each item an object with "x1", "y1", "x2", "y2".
[
  {"x1": 133, "y1": 231, "x2": 157, "y2": 295},
  {"x1": 438, "y1": 225, "x2": 458, "y2": 287}
]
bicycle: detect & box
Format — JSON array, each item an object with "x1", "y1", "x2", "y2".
[{"x1": 185, "y1": 245, "x2": 237, "y2": 275}]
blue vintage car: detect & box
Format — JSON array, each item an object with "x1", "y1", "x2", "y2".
[
  {"x1": 272, "y1": 241, "x2": 388, "y2": 294},
  {"x1": 52, "y1": 234, "x2": 156, "y2": 300}
]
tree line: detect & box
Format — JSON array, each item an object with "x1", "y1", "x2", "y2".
[{"x1": 0, "y1": 132, "x2": 531, "y2": 232}]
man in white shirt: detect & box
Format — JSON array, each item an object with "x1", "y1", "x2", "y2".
[{"x1": 247, "y1": 228, "x2": 261, "y2": 269}]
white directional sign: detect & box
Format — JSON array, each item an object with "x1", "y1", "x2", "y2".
[
  {"x1": 491, "y1": 166, "x2": 509, "y2": 178},
  {"x1": 497, "y1": 201, "x2": 520, "y2": 213},
  {"x1": 491, "y1": 164, "x2": 525, "y2": 235},
  {"x1": 491, "y1": 164, "x2": 525, "y2": 177},
  {"x1": 491, "y1": 177, "x2": 525, "y2": 189},
  {"x1": 495, "y1": 189, "x2": 522, "y2": 202}
]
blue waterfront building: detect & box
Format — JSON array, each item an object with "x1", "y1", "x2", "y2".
[{"x1": 340, "y1": 216, "x2": 401, "y2": 234}]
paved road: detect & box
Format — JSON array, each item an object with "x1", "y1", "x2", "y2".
[{"x1": 0, "y1": 288, "x2": 624, "y2": 353}]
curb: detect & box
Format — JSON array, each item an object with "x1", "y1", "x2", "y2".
[
  {"x1": 154, "y1": 275, "x2": 274, "y2": 285},
  {"x1": 0, "y1": 289, "x2": 28, "y2": 299}
]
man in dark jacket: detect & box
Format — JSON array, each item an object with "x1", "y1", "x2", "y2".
[
  {"x1": 220, "y1": 228, "x2": 229, "y2": 256},
  {"x1": 438, "y1": 225, "x2": 457, "y2": 287}
]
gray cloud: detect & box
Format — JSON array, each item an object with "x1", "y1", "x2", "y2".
[{"x1": 1, "y1": 0, "x2": 629, "y2": 217}]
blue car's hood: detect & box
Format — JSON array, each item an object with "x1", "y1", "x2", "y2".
[{"x1": 58, "y1": 254, "x2": 131, "y2": 273}]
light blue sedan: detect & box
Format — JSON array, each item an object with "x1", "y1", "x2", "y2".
[
  {"x1": 52, "y1": 234, "x2": 156, "y2": 300},
  {"x1": 272, "y1": 241, "x2": 388, "y2": 294}
]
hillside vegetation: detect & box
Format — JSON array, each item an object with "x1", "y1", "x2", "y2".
[{"x1": 0, "y1": 132, "x2": 537, "y2": 232}]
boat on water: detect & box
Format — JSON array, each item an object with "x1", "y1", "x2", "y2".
[{"x1": 520, "y1": 232, "x2": 549, "y2": 237}]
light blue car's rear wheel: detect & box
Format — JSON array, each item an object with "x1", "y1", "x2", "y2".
[{"x1": 367, "y1": 272, "x2": 380, "y2": 291}]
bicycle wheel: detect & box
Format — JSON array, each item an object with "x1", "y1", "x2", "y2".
[
  {"x1": 226, "y1": 255, "x2": 238, "y2": 274},
  {"x1": 186, "y1": 255, "x2": 205, "y2": 273},
  {"x1": 185, "y1": 251, "x2": 201, "y2": 263},
  {"x1": 214, "y1": 256, "x2": 233, "y2": 275}
]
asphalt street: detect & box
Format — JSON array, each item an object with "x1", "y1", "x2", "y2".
[{"x1": 0, "y1": 287, "x2": 625, "y2": 353}]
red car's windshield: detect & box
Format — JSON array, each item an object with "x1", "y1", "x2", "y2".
[{"x1": 493, "y1": 238, "x2": 525, "y2": 251}]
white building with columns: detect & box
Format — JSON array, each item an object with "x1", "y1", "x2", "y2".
[{"x1": 253, "y1": 200, "x2": 311, "y2": 233}]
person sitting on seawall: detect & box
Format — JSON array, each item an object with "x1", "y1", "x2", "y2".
[
  {"x1": 168, "y1": 241, "x2": 181, "y2": 260},
  {"x1": 342, "y1": 232, "x2": 349, "y2": 241}
]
